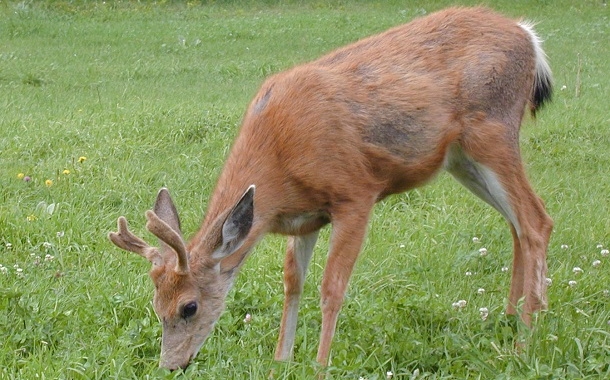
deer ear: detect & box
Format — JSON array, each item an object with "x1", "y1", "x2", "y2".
[
  {"x1": 152, "y1": 188, "x2": 186, "y2": 258},
  {"x1": 154, "y1": 188, "x2": 182, "y2": 234},
  {"x1": 212, "y1": 185, "x2": 255, "y2": 260}
]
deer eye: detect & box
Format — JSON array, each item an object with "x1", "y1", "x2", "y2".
[{"x1": 181, "y1": 302, "x2": 198, "y2": 319}]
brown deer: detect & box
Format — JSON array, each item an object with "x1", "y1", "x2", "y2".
[{"x1": 109, "y1": 6, "x2": 553, "y2": 370}]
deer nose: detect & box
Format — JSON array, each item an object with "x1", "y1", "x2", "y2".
[
  {"x1": 163, "y1": 352, "x2": 196, "y2": 372},
  {"x1": 169, "y1": 363, "x2": 190, "y2": 373},
  {"x1": 160, "y1": 357, "x2": 191, "y2": 372},
  {"x1": 164, "y1": 361, "x2": 190, "y2": 372}
]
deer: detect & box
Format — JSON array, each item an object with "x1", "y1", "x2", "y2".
[{"x1": 109, "y1": 6, "x2": 553, "y2": 371}]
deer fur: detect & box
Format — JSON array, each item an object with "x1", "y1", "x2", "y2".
[{"x1": 109, "y1": 6, "x2": 553, "y2": 370}]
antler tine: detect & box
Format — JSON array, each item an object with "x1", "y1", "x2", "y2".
[
  {"x1": 145, "y1": 210, "x2": 190, "y2": 274},
  {"x1": 108, "y1": 216, "x2": 164, "y2": 266},
  {"x1": 109, "y1": 216, "x2": 150, "y2": 255}
]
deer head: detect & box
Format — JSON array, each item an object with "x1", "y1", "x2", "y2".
[{"x1": 108, "y1": 186, "x2": 255, "y2": 370}]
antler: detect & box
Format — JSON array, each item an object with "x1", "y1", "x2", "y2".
[
  {"x1": 108, "y1": 216, "x2": 163, "y2": 266},
  {"x1": 145, "y1": 210, "x2": 190, "y2": 274}
]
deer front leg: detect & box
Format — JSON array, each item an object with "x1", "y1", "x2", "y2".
[
  {"x1": 316, "y1": 207, "x2": 372, "y2": 367},
  {"x1": 275, "y1": 231, "x2": 319, "y2": 361}
]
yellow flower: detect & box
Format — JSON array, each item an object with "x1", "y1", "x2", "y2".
[
  {"x1": 63, "y1": 169, "x2": 70, "y2": 175},
  {"x1": 78, "y1": 156, "x2": 87, "y2": 163},
  {"x1": 17, "y1": 173, "x2": 25, "y2": 179},
  {"x1": 27, "y1": 215, "x2": 37, "y2": 221},
  {"x1": 45, "y1": 179, "x2": 53, "y2": 187}
]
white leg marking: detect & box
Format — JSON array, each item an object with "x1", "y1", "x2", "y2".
[
  {"x1": 277, "y1": 231, "x2": 319, "y2": 360},
  {"x1": 445, "y1": 145, "x2": 521, "y2": 236}
]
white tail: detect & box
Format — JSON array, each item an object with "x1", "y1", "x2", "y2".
[{"x1": 109, "y1": 6, "x2": 553, "y2": 370}]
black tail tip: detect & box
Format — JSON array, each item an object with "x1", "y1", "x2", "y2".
[{"x1": 532, "y1": 74, "x2": 553, "y2": 117}]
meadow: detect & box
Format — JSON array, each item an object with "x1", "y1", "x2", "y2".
[{"x1": 1, "y1": 0, "x2": 609, "y2": 378}]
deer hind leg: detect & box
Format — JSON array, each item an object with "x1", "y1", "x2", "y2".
[
  {"x1": 275, "y1": 231, "x2": 319, "y2": 361},
  {"x1": 446, "y1": 134, "x2": 552, "y2": 325}
]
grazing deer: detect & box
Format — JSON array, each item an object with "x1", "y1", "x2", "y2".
[{"x1": 109, "y1": 6, "x2": 553, "y2": 370}]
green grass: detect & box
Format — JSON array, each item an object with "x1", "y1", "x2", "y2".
[{"x1": 1, "y1": 0, "x2": 609, "y2": 378}]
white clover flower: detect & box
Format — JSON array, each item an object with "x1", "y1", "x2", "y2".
[
  {"x1": 575, "y1": 308, "x2": 587, "y2": 316},
  {"x1": 386, "y1": 371, "x2": 393, "y2": 379},
  {"x1": 44, "y1": 254, "x2": 55, "y2": 262},
  {"x1": 596, "y1": 244, "x2": 604, "y2": 249},
  {"x1": 572, "y1": 267, "x2": 583, "y2": 274},
  {"x1": 501, "y1": 266, "x2": 509, "y2": 273},
  {"x1": 592, "y1": 260, "x2": 601, "y2": 267},
  {"x1": 452, "y1": 299, "x2": 467, "y2": 309},
  {"x1": 479, "y1": 307, "x2": 489, "y2": 321},
  {"x1": 601, "y1": 249, "x2": 609, "y2": 257},
  {"x1": 0, "y1": 266, "x2": 6, "y2": 274},
  {"x1": 472, "y1": 236, "x2": 480, "y2": 243},
  {"x1": 56, "y1": 231, "x2": 65, "y2": 238},
  {"x1": 465, "y1": 271, "x2": 472, "y2": 276},
  {"x1": 545, "y1": 278, "x2": 553, "y2": 286},
  {"x1": 561, "y1": 244, "x2": 569, "y2": 249},
  {"x1": 568, "y1": 280, "x2": 577, "y2": 287},
  {"x1": 43, "y1": 242, "x2": 52, "y2": 250},
  {"x1": 479, "y1": 247, "x2": 488, "y2": 257},
  {"x1": 13, "y1": 264, "x2": 20, "y2": 269},
  {"x1": 399, "y1": 244, "x2": 405, "y2": 248},
  {"x1": 243, "y1": 313, "x2": 252, "y2": 323},
  {"x1": 477, "y1": 288, "x2": 485, "y2": 295},
  {"x1": 5, "y1": 243, "x2": 12, "y2": 249},
  {"x1": 561, "y1": 85, "x2": 567, "y2": 91}
]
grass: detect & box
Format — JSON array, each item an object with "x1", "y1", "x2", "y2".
[{"x1": 1, "y1": 0, "x2": 609, "y2": 378}]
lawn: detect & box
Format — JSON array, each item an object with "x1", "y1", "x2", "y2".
[{"x1": 1, "y1": 0, "x2": 609, "y2": 378}]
